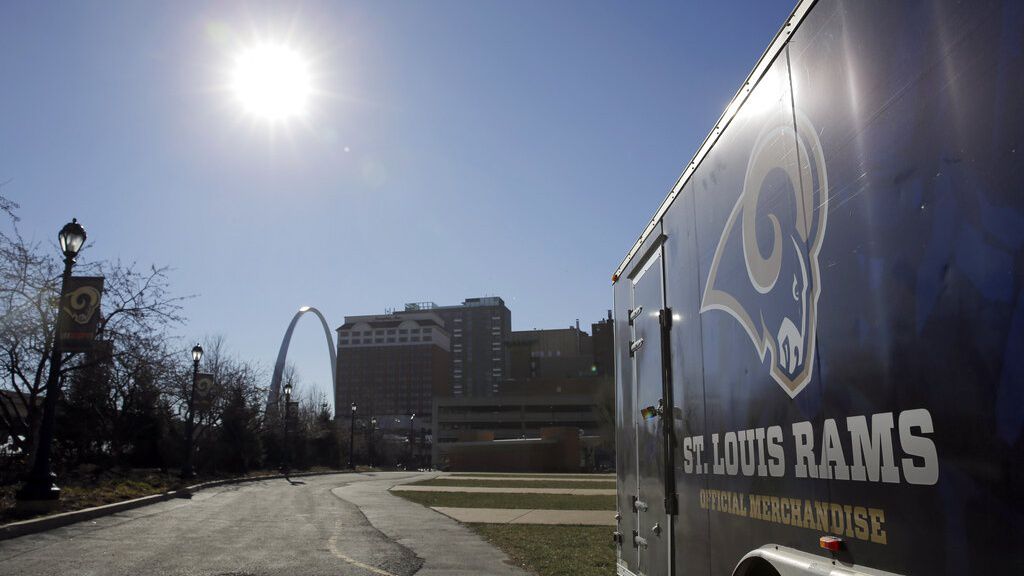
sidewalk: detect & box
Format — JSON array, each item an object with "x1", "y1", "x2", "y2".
[
  {"x1": 333, "y1": 474, "x2": 531, "y2": 576},
  {"x1": 390, "y1": 484, "x2": 616, "y2": 496}
]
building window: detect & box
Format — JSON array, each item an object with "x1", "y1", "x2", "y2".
[{"x1": 387, "y1": 338, "x2": 395, "y2": 343}]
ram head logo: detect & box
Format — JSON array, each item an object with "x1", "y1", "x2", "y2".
[{"x1": 700, "y1": 113, "x2": 828, "y2": 398}]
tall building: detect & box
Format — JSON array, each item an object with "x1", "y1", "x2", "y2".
[
  {"x1": 506, "y1": 324, "x2": 594, "y2": 381},
  {"x1": 590, "y1": 310, "x2": 614, "y2": 377},
  {"x1": 405, "y1": 297, "x2": 511, "y2": 398},
  {"x1": 335, "y1": 311, "x2": 451, "y2": 423}
]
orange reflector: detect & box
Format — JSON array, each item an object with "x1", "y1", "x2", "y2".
[
  {"x1": 819, "y1": 536, "x2": 843, "y2": 552},
  {"x1": 612, "y1": 273, "x2": 619, "y2": 282}
]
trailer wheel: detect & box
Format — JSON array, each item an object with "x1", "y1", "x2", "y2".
[{"x1": 733, "y1": 557, "x2": 781, "y2": 576}]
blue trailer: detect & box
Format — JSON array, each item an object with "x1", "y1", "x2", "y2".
[{"x1": 612, "y1": 0, "x2": 1024, "y2": 574}]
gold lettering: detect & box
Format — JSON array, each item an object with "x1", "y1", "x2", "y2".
[
  {"x1": 790, "y1": 498, "x2": 802, "y2": 527},
  {"x1": 804, "y1": 500, "x2": 816, "y2": 530},
  {"x1": 829, "y1": 503, "x2": 845, "y2": 536},
  {"x1": 853, "y1": 506, "x2": 869, "y2": 541},
  {"x1": 815, "y1": 501, "x2": 830, "y2": 532},
  {"x1": 869, "y1": 508, "x2": 887, "y2": 545},
  {"x1": 749, "y1": 495, "x2": 763, "y2": 520},
  {"x1": 699, "y1": 489, "x2": 886, "y2": 546}
]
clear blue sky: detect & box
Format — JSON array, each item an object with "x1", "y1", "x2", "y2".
[{"x1": 1, "y1": 0, "x2": 795, "y2": 408}]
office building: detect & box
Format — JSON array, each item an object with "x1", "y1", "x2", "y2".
[
  {"x1": 404, "y1": 297, "x2": 511, "y2": 398},
  {"x1": 590, "y1": 310, "x2": 614, "y2": 377},
  {"x1": 335, "y1": 311, "x2": 451, "y2": 424},
  {"x1": 507, "y1": 323, "x2": 594, "y2": 381}
]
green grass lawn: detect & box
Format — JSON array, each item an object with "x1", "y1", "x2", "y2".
[
  {"x1": 393, "y1": 490, "x2": 616, "y2": 511},
  {"x1": 470, "y1": 523, "x2": 615, "y2": 576},
  {"x1": 411, "y1": 478, "x2": 616, "y2": 490}
]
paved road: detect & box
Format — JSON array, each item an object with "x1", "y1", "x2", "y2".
[{"x1": 0, "y1": 472, "x2": 529, "y2": 576}]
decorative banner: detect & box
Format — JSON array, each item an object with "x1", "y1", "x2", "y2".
[
  {"x1": 58, "y1": 276, "x2": 104, "y2": 352},
  {"x1": 194, "y1": 372, "x2": 216, "y2": 412}
]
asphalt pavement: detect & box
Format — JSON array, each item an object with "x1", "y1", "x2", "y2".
[{"x1": 0, "y1": 472, "x2": 529, "y2": 576}]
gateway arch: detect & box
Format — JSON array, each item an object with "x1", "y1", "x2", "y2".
[{"x1": 267, "y1": 306, "x2": 337, "y2": 408}]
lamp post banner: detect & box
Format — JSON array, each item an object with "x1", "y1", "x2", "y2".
[
  {"x1": 194, "y1": 372, "x2": 216, "y2": 411},
  {"x1": 58, "y1": 276, "x2": 104, "y2": 352}
]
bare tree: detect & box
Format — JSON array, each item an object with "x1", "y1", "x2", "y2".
[{"x1": 0, "y1": 198, "x2": 188, "y2": 464}]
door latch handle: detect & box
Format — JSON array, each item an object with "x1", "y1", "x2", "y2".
[
  {"x1": 640, "y1": 399, "x2": 665, "y2": 420},
  {"x1": 651, "y1": 522, "x2": 662, "y2": 536},
  {"x1": 629, "y1": 337, "x2": 645, "y2": 356}
]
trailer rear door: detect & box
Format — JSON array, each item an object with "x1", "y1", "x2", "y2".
[{"x1": 630, "y1": 247, "x2": 671, "y2": 575}]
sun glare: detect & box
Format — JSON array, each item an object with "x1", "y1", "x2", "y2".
[{"x1": 230, "y1": 43, "x2": 312, "y2": 121}]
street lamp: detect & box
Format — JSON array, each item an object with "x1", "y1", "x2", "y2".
[
  {"x1": 369, "y1": 417, "x2": 377, "y2": 468},
  {"x1": 282, "y1": 382, "x2": 293, "y2": 474},
  {"x1": 17, "y1": 219, "x2": 87, "y2": 507},
  {"x1": 181, "y1": 343, "x2": 203, "y2": 479},
  {"x1": 349, "y1": 402, "x2": 357, "y2": 469},
  {"x1": 408, "y1": 412, "x2": 416, "y2": 470}
]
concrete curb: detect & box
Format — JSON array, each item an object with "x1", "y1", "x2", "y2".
[{"x1": 0, "y1": 470, "x2": 352, "y2": 541}]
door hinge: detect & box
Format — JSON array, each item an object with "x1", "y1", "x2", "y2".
[
  {"x1": 613, "y1": 531, "x2": 624, "y2": 545},
  {"x1": 633, "y1": 531, "x2": 649, "y2": 549},
  {"x1": 665, "y1": 493, "x2": 678, "y2": 516},
  {"x1": 629, "y1": 337, "x2": 645, "y2": 357},
  {"x1": 659, "y1": 307, "x2": 673, "y2": 330},
  {"x1": 632, "y1": 497, "x2": 649, "y2": 512}
]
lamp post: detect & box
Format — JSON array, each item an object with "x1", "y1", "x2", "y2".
[
  {"x1": 282, "y1": 382, "x2": 293, "y2": 474},
  {"x1": 408, "y1": 412, "x2": 416, "y2": 470},
  {"x1": 16, "y1": 219, "x2": 86, "y2": 506},
  {"x1": 348, "y1": 402, "x2": 357, "y2": 469},
  {"x1": 369, "y1": 417, "x2": 377, "y2": 468},
  {"x1": 181, "y1": 343, "x2": 203, "y2": 479}
]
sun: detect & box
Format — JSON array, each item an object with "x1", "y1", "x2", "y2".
[{"x1": 230, "y1": 42, "x2": 312, "y2": 121}]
